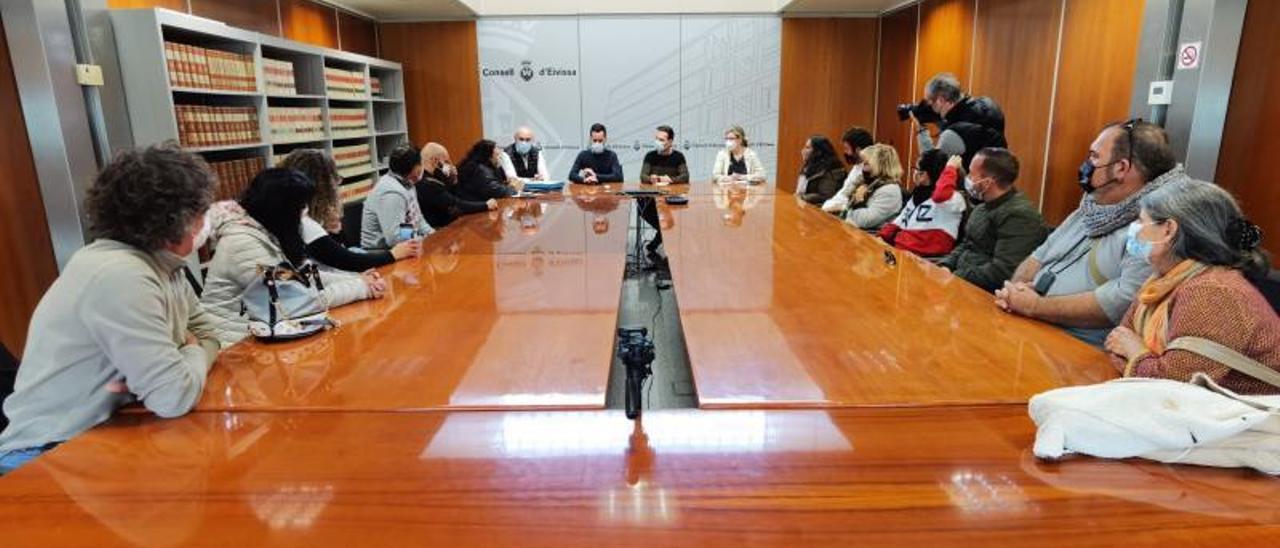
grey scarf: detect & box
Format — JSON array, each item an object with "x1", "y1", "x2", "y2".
[{"x1": 1077, "y1": 167, "x2": 1186, "y2": 237}]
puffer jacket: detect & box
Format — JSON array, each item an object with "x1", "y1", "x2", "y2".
[
  {"x1": 200, "y1": 201, "x2": 370, "y2": 346},
  {"x1": 941, "y1": 96, "x2": 1007, "y2": 167}
]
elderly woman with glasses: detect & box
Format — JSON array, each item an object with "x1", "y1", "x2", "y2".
[{"x1": 1105, "y1": 179, "x2": 1280, "y2": 394}]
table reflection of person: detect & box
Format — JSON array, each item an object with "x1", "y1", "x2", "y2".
[
  {"x1": 511, "y1": 200, "x2": 545, "y2": 235},
  {"x1": 573, "y1": 194, "x2": 622, "y2": 237},
  {"x1": 593, "y1": 216, "x2": 610, "y2": 235},
  {"x1": 719, "y1": 186, "x2": 752, "y2": 227}
]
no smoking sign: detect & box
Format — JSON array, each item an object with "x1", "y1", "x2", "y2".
[{"x1": 1177, "y1": 41, "x2": 1202, "y2": 70}]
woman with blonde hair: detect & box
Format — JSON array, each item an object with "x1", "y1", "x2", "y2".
[
  {"x1": 1105, "y1": 179, "x2": 1279, "y2": 394},
  {"x1": 712, "y1": 125, "x2": 766, "y2": 184},
  {"x1": 843, "y1": 144, "x2": 905, "y2": 231}
]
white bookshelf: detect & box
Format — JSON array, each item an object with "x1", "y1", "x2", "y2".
[{"x1": 110, "y1": 8, "x2": 408, "y2": 203}]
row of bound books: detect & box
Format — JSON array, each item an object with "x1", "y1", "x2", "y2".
[
  {"x1": 176, "y1": 105, "x2": 260, "y2": 148},
  {"x1": 334, "y1": 143, "x2": 373, "y2": 178},
  {"x1": 165, "y1": 41, "x2": 255, "y2": 92},
  {"x1": 340, "y1": 176, "x2": 375, "y2": 204},
  {"x1": 208, "y1": 157, "x2": 265, "y2": 201},
  {"x1": 263, "y1": 58, "x2": 297, "y2": 96},
  {"x1": 329, "y1": 107, "x2": 370, "y2": 139},
  {"x1": 325, "y1": 67, "x2": 367, "y2": 99},
  {"x1": 267, "y1": 107, "x2": 324, "y2": 143}
]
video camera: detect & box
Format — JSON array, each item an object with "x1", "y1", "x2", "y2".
[{"x1": 617, "y1": 327, "x2": 655, "y2": 420}]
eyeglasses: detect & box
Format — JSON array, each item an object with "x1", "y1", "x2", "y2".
[
  {"x1": 1119, "y1": 117, "x2": 1142, "y2": 162},
  {"x1": 1088, "y1": 118, "x2": 1142, "y2": 167}
]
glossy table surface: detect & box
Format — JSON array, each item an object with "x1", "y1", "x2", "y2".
[
  {"x1": 3, "y1": 407, "x2": 1278, "y2": 547},
  {"x1": 197, "y1": 198, "x2": 629, "y2": 412},
  {"x1": 8, "y1": 181, "x2": 1272, "y2": 546},
  {"x1": 660, "y1": 191, "x2": 1118, "y2": 407}
]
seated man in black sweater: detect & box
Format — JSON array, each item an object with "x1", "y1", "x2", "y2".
[
  {"x1": 640, "y1": 125, "x2": 688, "y2": 185},
  {"x1": 418, "y1": 142, "x2": 497, "y2": 228},
  {"x1": 568, "y1": 122, "x2": 623, "y2": 184}
]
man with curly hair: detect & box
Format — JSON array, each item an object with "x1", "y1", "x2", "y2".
[{"x1": 0, "y1": 143, "x2": 221, "y2": 475}]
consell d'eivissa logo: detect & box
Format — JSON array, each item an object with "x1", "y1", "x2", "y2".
[{"x1": 481, "y1": 60, "x2": 577, "y2": 81}]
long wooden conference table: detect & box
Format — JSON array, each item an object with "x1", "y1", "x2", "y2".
[{"x1": 1, "y1": 181, "x2": 1277, "y2": 546}]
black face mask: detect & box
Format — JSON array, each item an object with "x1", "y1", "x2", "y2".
[{"x1": 1078, "y1": 158, "x2": 1123, "y2": 195}]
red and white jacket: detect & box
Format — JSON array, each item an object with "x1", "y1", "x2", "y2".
[{"x1": 877, "y1": 164, "x2": 966, "y2": 257}]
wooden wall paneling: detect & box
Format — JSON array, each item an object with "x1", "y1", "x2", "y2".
[
  {"x1": 188, "y1": 0, "x2": 280, "y2": 36},
  {"x1": 379, "y1": 22, "x2": 483, "y2": 163},
  {"x1": 280, "y1": 0, "x2": 339, "y2": 49},
  {"x1": 337, "y1": 11, "x2": 378, "y2": 57},
  {"x1": 778, "y1": 18, "x2": 879, "y2": 193},
  {"x1": 1041, "y1": 0, "x2": 1144, "y2": 225},
  {"x1": 968, "y1": 0, "x2": 1063, "y2": 207},
  {"x1": 916, "y1": 0, "x2": 975, "y2": 89},
  {"x1": 107, "y1": 0, "x2": 187, "y2": 9},
  {"x1": 1215, "y1": 0, "x2": 1280, "y2": 265},
  {"x1": 0, "y1": 18, "x2": 60, "y2": 358},
  {"x1": 875, "y1": 6, "x2": 919, "y2": 174}
]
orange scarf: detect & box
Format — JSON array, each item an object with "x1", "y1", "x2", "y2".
[{"x1": 1131, "y1": 259, "x2": 1210, "y2": 355}]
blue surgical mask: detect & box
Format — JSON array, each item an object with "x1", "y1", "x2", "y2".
[
  {"x1": 1125, "y1": 222, "x2": 1153, "y2": 264},
  {"x1": 590, "y1": 142, "x2": 605, "y2": 154},
  {"x1": 515, "y1": 141, "x2": 533, "y2": 155}
]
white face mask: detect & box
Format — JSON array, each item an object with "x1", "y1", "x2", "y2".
[
  {"x1": 965, "y1": 175, "x2": 992, "y2": 202},
  {"x1": 590, "y1": 142, "x2": 605, "y2": 154},
  {"x1": 300, "y1": 207, "x2": 310, "y2": 222},
  {"x1": 441, "y1": 163, "x2": 454, "y2": 177},
  {"x1": 193, "y1": 210, "x2": 212, "y2": 249},
  {"x1": 654, "y1": 140, "x2": 665, "y2": 152},
  {"x1": 725, "y1": 140, "x2": 736, "y2": 150}
]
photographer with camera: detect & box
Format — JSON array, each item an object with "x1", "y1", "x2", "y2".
[{"x1": 900, "y1": 73, "x2": 1007, "y2": 167}]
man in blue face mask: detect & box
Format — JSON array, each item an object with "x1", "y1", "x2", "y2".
[
  {"x1": 499, "y1": 126, "x2": 550, "y2": 183},
  {"x1": 994, "y1": 120, "x2": 1190, "y2": 347},
  {"x1": 568, "y1": 122, "x2": 624, "y2": 184}
]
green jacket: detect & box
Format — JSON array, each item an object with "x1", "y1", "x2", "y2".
[{"x1": 942, "y1": 188, "x2": 1048, "y2": 292}]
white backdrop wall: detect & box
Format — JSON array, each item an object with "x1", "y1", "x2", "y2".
[{"x1": 478, "y1": 15, "x2": 781, "y2": 184}]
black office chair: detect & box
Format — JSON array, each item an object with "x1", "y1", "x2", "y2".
[
  {"x1": 340, "y1": 200, "x2": 365, "y2": 248},
  {"x1": 1258, "y1": 269, "x2": 1280, "y2": 314},
  {"x1": 0, "y1": 343, "x2": 18, "y2": 431}
]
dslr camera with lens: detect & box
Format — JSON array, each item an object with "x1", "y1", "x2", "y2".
[{"x1": 896, "y1": 99, "x2": 941, "y2": 125}]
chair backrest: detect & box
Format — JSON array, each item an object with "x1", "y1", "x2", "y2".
[
  {"x1": 0, "y1": 343, "x2": 18, "y2": 431},
  {"x1": 339, "y1": 200, "x2": 365, "y2": 248},
  {"x1": 1258, "y1": 269, "x2": 1280, "y2": 314}
]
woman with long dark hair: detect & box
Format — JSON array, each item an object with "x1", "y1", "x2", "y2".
[
  {"x1": 456, "y1": 139, "x2": 518, "y2": 202},
  {"x1": 201, "y1": 167, "x2": 384, "y2": 346},
  {"x1": 796, "y1": 135, "x2": 847, "y2": 205},
  {"x1": 280, "y1": 149, "x2": 420, "y2": 271}
]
